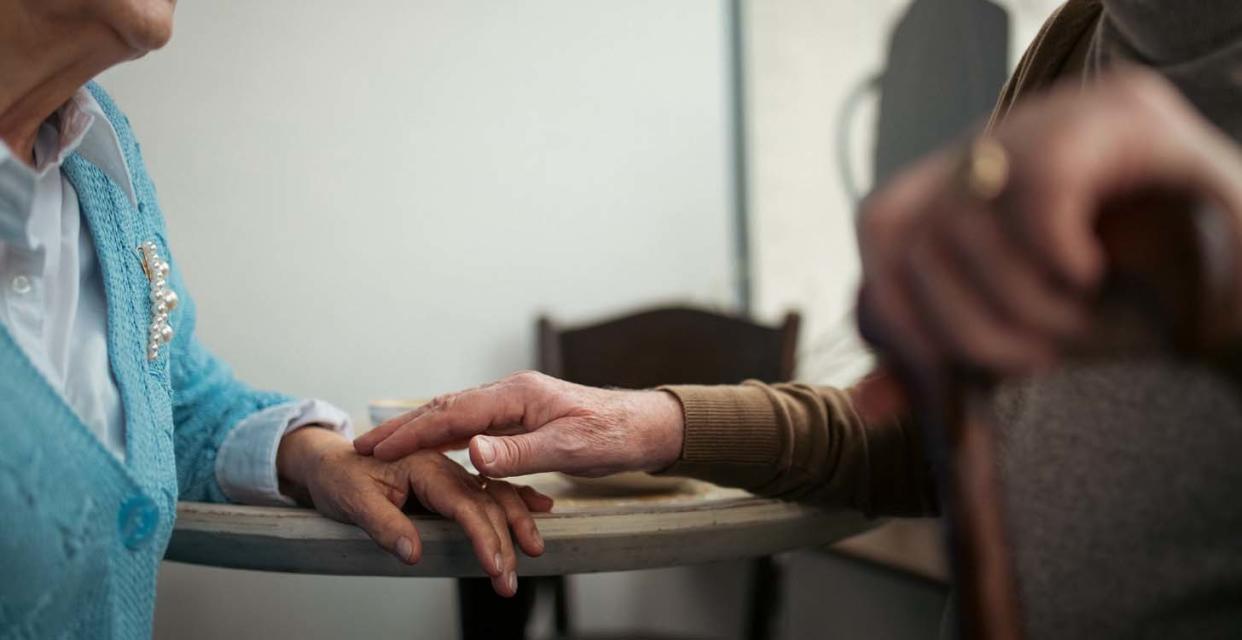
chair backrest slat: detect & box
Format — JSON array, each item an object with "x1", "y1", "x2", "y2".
[{"x1": 538, "y1": 306, "x2": 800, "y2": 388}]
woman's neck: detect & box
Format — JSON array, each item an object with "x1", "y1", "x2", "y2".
[{"x1": 0, "y1": 9, "x2": 131, "y2": 165}]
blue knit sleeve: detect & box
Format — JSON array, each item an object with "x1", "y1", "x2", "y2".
[
  {"x1": 165, "y1": 261, "x2": 295, "y2": 503},
  {"x1": 85, "y1": 81, "x2": 298, "y2": 503},
  {"x1": 85, "y1": 82, "x2": 312, "y2": 507}
]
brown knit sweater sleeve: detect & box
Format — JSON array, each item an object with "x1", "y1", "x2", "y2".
[{"x1": 656, "y1": 377, "x2": 938, "y2": 517}]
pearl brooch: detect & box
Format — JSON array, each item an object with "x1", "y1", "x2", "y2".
[{"x1": 139, "y1": 241, "x2": 178, "y2": 360}]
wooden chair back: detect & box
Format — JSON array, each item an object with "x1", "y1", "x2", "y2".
[{"x1": 538, "y1": 306, "x2": 801, "y2": 387}]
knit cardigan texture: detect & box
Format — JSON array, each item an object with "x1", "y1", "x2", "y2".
[{"x1": 0, "y1": 83, "x2": 291, "y2": 639}]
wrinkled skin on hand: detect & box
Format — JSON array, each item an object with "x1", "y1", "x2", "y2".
[
  {"x1": 353, "y1": 371, "x2": 685, "y2": 479},
  {"x1": 278, "y1": 427, "x2": 553, "y2": 597}
]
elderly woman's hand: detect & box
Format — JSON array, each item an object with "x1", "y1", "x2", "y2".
[
  {"x1": 353, "y1": 371, "x2": 685, "y2": 478},
  {"x1": 276, "y1": 427, "x2": 553, "y2": 597},
  {"x1": 856, "y1": 68, "x2": 1242, "y2": 376}
]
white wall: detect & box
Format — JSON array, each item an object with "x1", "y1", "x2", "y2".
[
  {"x1": 103, "y1": 0, "x2": 736, "y2": 423},
  {"x1": 101, "y1": 1, "x2": 740, "y2": 638}
]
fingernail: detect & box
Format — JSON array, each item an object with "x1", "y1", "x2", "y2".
[
  {"x1": 493, "y1": 552, "x2": 504, "y2": 575},
  {"x1": 532, "y1": 527, "x2": 544, "y2": 550},
  {"x1": 476, "y1": 437, "x2": 497, "y2": 465},
  {"x1": 507, "y1": 572, "x2": 518, "y2": 594},
  {"x1": 396, "y1": 537, "x2": 414, "y2": 563}
]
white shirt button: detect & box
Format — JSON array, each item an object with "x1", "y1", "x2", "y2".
[{"x1": 10, "y1": 275, "x2": 32, "y2": 295}]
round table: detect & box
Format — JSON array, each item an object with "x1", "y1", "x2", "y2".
[{"x1": 166, "y1": 474, "x2": 873, "y2": 577}]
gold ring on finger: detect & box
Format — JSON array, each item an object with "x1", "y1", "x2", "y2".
[{"x1": 958, "y1": 136, "x2": 1010, "y2": 202}]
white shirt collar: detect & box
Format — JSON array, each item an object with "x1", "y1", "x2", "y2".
[
  {"x1": 0, "y1": 87, "x2": 138, "y2": 245},
  {"x1": 0, "y1": 87, "x2": 138, "y2": 207},
  {"x1": 53, "y1": 88, "x2": 139, "y2": 207}
]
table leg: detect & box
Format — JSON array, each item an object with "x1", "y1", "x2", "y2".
[
  {"x1": 746, "y1": 556, "x2": 782, "y2": 640},
  {"x1": 457, "y1": 577, "x2": 537, "y2": 640}
]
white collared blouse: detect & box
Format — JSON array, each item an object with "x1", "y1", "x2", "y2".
[{"x1": 0, "y1": 88, "x2": 350, "y2": 505}]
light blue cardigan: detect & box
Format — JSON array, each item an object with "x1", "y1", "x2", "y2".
[{"x1": 0, "y1": 83, "x2": 292, "y2": 638}]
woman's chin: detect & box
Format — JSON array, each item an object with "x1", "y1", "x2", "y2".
[{"x1": 115, "y1": 0, "x2": 176, "y2": 53}]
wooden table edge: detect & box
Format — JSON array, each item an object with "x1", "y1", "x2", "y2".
[{"x1": 166, "y1": 498, "x2": 875, "y2": 577}]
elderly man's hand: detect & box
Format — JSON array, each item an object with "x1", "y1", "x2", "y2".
[
  {"x1": 276, "y1": 427, "x2": 553, "y2": 597},
  {"x1": 857, "y1": 68, "x2": 1242, "y2": 375},
  {"x1": 353, "y1": 371, "x2": 686, "y2": 478}
]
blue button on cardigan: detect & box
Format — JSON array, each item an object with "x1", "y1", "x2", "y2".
[{"x1": 0, "y1": 83, "x2": 293, "y2": 639}]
